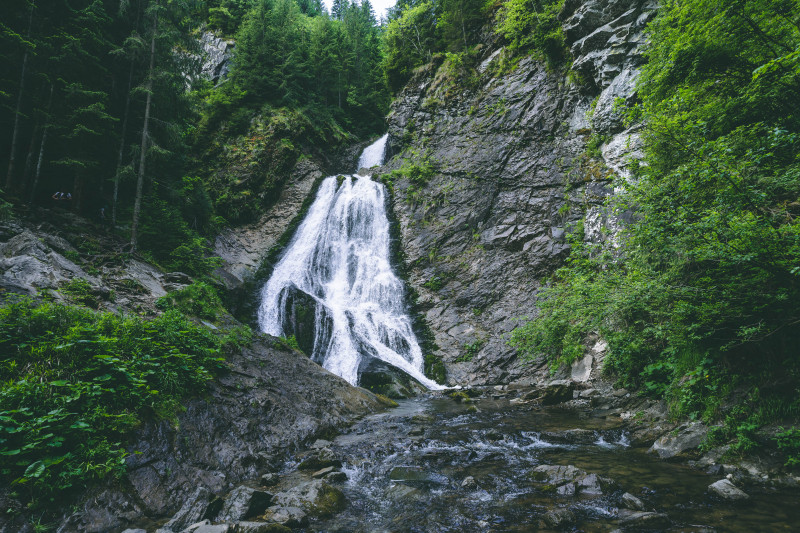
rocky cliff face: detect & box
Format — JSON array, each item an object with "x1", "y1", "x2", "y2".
[{"x1": 382, "y1": 0, "x2": 655, "y2": 386}]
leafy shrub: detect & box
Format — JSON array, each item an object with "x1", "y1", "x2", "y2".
[
  {"x1": 59, "y1": 278, "x2": 98, "y2": 308},
  {"x1": 156, "y1": 282, "x2": 224, "y2": 321},
  {"x1": 493, "y1": 0, "x2": 567, "y2": 67},
  {"x1": 510, "y1": 0, "x2": 800, "y2": 447},
  {"x1": 0, "y1": 299, "x2": 227, "y2": 509},
  {"x1": 776, "y1": 427, "x2": 800, "y2": 467}
]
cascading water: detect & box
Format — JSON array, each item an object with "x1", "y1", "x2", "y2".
[{"x1": 258, "y1": 134, "x2": 443, "y2": 389}]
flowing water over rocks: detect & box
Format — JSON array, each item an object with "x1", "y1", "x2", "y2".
[
  {"x1": 268, "y1": 393, "x2": 800, "y2": 532},
  {"x1": 258, "y1": 135, "x2": 441, "y2": 389}
]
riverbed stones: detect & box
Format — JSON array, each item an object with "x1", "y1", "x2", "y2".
[
  {"x1": 649, "y1": 422, "x2": 708, "y2": 459},
  {"x1": 543, "y1": 508, "x2": 577, "y2": 528},
  {"x1": 620, "y1": 492, "x2": 646, "y2": 511},
  {"x1": 708, "y1": 479, "x2": 750, "y2": 501},
  {"x1": 297, "y1": 448, "x2": 342, "y2": 471},
  {"x1": 532, "y1": 465, "x2": 618, "y2": 498},
  {"x1": 325, "y1": 471, "x2": 347, "y2": 483},
  {"x1": 262, "y1": 506, "x2": 308, "y2": 529},
  {"x1": 311, "y1": 466, "x2": 336, "y2": 479},
  {"x1": 270, "y1": 479, "x2": 346, "y2": 518},
  {"x1": 616, "y1": 510, "x2": 670, "y2": 528},
  {"x1": 461, "y1": 476, "x2": 478, "y2": 489},
  {"x1": 234, "y1": 523, "x2": 292, "y2": 533}
]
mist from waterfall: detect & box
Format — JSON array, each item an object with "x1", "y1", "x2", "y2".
[{"x1": 258, "y1": 134, "x2": 443, "y2": 389}]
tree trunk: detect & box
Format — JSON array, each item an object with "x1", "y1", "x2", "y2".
[
  {"x1": 22, "y1": 120, "x2": 40, "y2": 192},
  {"x1": 29, "y1": 84, "x2": 53, "y2": 205},
  {"x1": 130, "y1": 9, "x2": 158, "y2": 251},
  {"x1": 5, "y1": 1, "x2": 35, "y2": 191},
  {"x1": 113, "y1": 62, "x2": 135, "y2": 226}
]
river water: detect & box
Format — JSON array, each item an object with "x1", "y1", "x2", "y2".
[{"x1": 285, "y1": 392, "x2": 799, "y2": 532}]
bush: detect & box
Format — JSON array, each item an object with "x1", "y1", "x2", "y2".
[
  {"x1": 156, "y1": 282, "x2": 224, "y2": 321},
  {"x1": 0, "y1": 299, "x2": 227, "y2": 509}
]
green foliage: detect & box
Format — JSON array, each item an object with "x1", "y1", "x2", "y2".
[
  {"x1": 156, "y1": 282, "x2": 224, "y2": 321},
  {"x1": 59, "y1": 278, "x2": 99, "y2": 309},
  {"x1": 456, "y1": 338, "x2": 485, "y2": 363},
  {"x1": 424, "y1": 353, "x2": 446, "y2": 383},
  {"x1": 511, "y1": 0, "x2": 800, "y2": 446},
  {"x1": 492, "y1": 0, "x2": 567, "y2": 66},
  {"x1": 776, "y1": 427, "x2": 800, "y2": 467},
  {"x1": 0, "y1": 298, "x2": 227, "y2": 509}
]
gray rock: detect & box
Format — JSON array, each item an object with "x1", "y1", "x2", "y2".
[
  {"x1": 60, "y1": 335, "x2": 380, "y2": 532},
  {"x1": 543, "y1": 508, "x2": 576, "y2": 528},
  {"x1": 260, "y1": 473, "x2": 280, "y2": 487},
  {"x1": 649, "y1": 422, "x2": 708, "y2": 459},
  {"x1": 381, "y1": 0, "x2": 650, "y2": 388},
  {"x1": 570, "y1": 354, "x2": 594, "y2": 382},
  {"x1": 200, "y1": 31, "x2": 234, "y2": 84},
  {"x1": 271, "y1": 480, "x2": 346, "y2": 518},
  {"x1": 297, "y1": 448, "x2": 342, "y2": 471},
  {"x1": 190, "y1": 525, "x2": 230, "y2": 533},
  {"x1": 162, "y1": 487, "x2": 216, "y2": 533},
  {"x1": 708, "y1": 479, "x2": 750, "y2": 501},
  {"x1": 263, "y1": 506, "x2": 308, "y2": 529},
  {"x1": 461, "y1": 476, "x2": 478, "y2": 489},
  {"x1": 218, "y1": 486, "x2": 273, "y2": 522},
  {"x1": 311, "y1": 466, "x2": 336, "y2": 479},
  {"x1": 324, "y1": 471, "x2": 348, "y2": 483},
  {"x1": 234, "y1": 522, "x2": 292, "y2": 533},
  {"x1": 121, "y1": 529, "x2": 147, "y2": 533},
  {"x1": 620, "y1": 492, "x2": 645, "y2": 511},
  {"x1": 617, "y1": 510, "x2": 670, "y2": 528},
  {"x1": 541, "y1": 382, "x2": 575, "y2": 405}
]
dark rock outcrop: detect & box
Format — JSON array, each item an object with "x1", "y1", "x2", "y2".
[
  {"x1": 55, "y1": 337, "x2": 381, "y2": 532},
  {"x1": 380, "y1": 0, "x2": 654, "y2": 386}
]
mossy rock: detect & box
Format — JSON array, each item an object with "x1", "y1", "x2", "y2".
[
  {"x1": 449, "y1": 391, "x2": 472, "y2": 404},
  {"x1": 311, "y1": 483, "x2": 347, "y2": 518},
  {"x1": 374, "y1": 393, "x2": 399, "y2": 408}
]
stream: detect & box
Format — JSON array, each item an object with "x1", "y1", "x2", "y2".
[{"x1": 277, "y1": 391, "x2": 799, "y2": 532}]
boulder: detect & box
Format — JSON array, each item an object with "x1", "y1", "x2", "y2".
[
  {"x1": 543, "y1": 508, "x2": 576, "y2": 528},
  {"x1": 649, "y1": 422, "x2": 708, "y2": 459},
  {"x1": 325, "y1": 471, "x2": 348, "y2": 483},
  {"x1": 708, "y1": 479, "x2": 750, "y2": 501},
  {"x1": 271, "y1": 480, "x2": 346, "y2": 518},
  {"x1": 162, "y1": 487, "x2": 217, "y2": 533},
  {"x1": 541, "y1": 382, "x2": 575, "y2": 405},
  {"x1": 620, "y1": 492, "x2": 645, "y2": 511},
  {"x1": 297, "y1": 448, "x2": 342, "y2": 471},
  {"x1": 218, "y1": 486, "x2": 273, "y2": 522},
  {"x1": 262, "y1": 506, "x2": 308, "y2": 529},
  {"x1": 617, "y1": 510, "x2": 670, "y2": 528}
]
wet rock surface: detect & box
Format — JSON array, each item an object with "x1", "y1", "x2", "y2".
[
  {"x1": 381, "y1": 0, "x2": 656, "y2": 387},
  {"x1": 248, "y1": 392, "x2": 798, "y2": 532},
  {"x1": 53, "y1": 336, "x2": 381, "y2": 533}
]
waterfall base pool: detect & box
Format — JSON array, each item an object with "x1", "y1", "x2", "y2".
[{"x1": 276, "y1": 392, "x2": 800, "y2": 532}]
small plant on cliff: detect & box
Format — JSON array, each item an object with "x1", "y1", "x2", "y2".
[
  {"x1": 156, "y1": 282, "x2": 224, "y2": 321},
  {"x1": 493, "y1": 0, "x2": 568, "y2": 67}
]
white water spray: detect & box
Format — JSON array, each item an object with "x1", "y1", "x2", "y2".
[{"x1": 258, "y1": 134, "x2": 443, "y2": 389}]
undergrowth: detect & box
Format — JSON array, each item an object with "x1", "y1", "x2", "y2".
[{"x1": 0, "y1": 298, "x2": 236, "y2": 510}]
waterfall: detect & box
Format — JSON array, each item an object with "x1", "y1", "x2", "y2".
[{"x1": 258, "y1": 134, "x2": 443, "y2": 390}]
